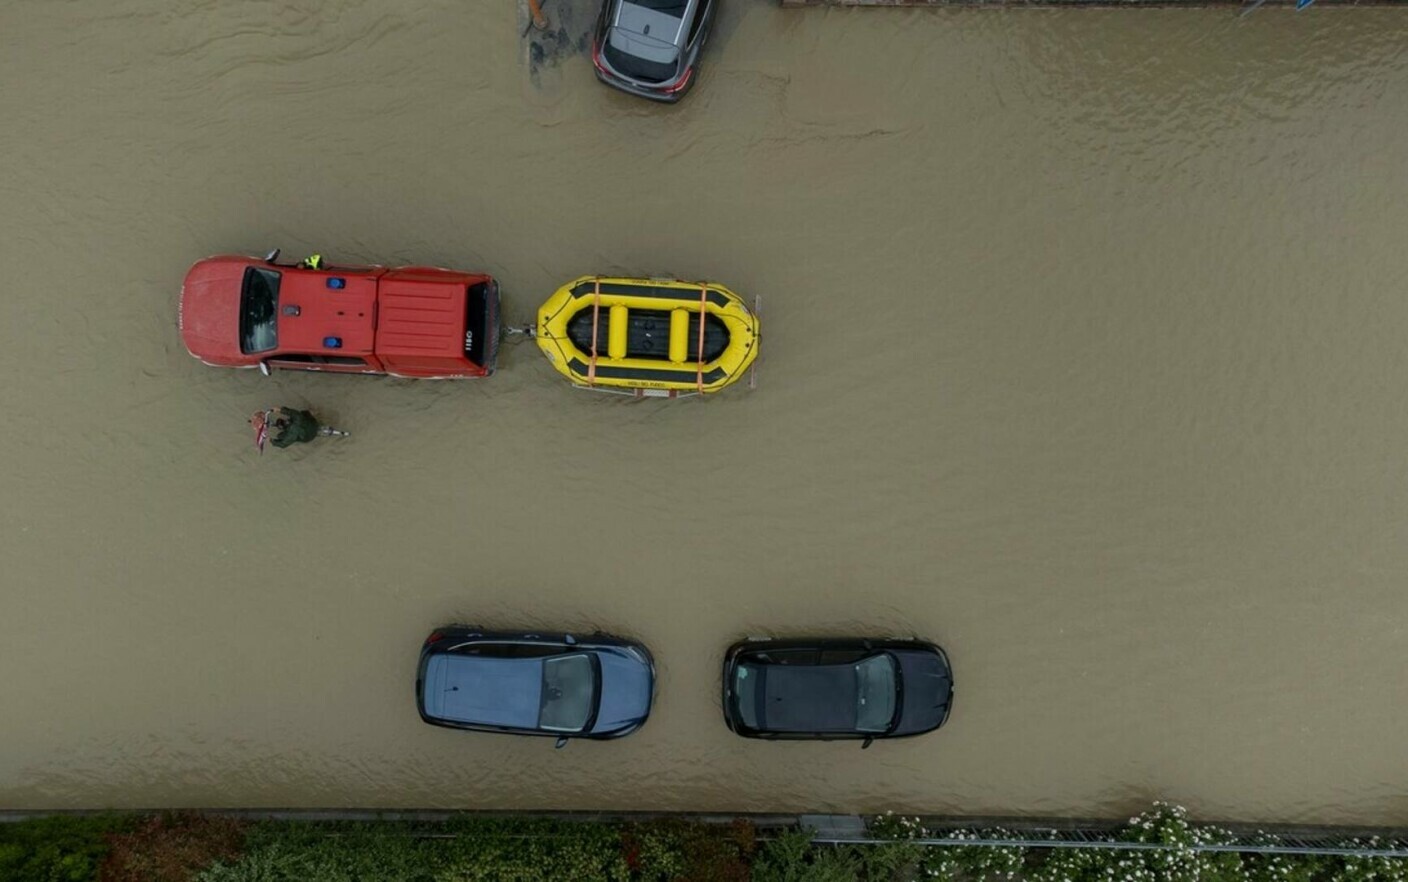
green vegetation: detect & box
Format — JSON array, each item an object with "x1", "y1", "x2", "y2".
[
  {"x1": 0, "y1": 814, "x2": 126, "y2": 882},
  {"x1": 0, "y1": 803, "x2": 1404, "y2": 882},
  {"x1": 197, "y1": 817, "x2": 632, "y2": 882}
]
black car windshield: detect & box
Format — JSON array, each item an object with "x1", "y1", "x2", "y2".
[
  {"x1": 855, "y1": 654, "x2": 898, "y2": 732},
  {"x1": 538, "y1": 654, "x2": 598, "y2": 732},
  {"x1": 732, "y1": 662, "x2": 762, "y2": 729},
  {"x1": 239, "y1": 267, "x2": 280, "y2": 354}
]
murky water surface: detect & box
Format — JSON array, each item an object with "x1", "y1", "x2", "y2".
[{"x1": 2, "y1": 0, "x2": 1407, "y2": 824}]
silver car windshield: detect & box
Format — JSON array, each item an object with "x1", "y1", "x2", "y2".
[
  {"x1": 611, "y1": 2, "x2": 686, "y2": 63},
  {"x1": 539, "y1": 654, "x2": 596, "y2": 732},
  {"x1": 855, "y1": 654, "x2": 897, "y2": 733}
]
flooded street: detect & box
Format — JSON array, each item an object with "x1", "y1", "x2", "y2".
[{"x1": 3, "y1": 0, "x2": 1408, "y2": 825}]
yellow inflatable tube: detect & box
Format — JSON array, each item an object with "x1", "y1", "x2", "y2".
[{"x1": 536, "y1": 276, "x2": 760, "y2": 396}]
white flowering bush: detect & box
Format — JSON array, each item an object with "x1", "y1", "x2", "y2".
[
  {"x1": 919, "y1": 827, "x2": 1027, "y2": 881},
  {"x1": 1334, "y1": 839, "x2": 1408, "y2": 882},
  {"x1": 867, "y1": 812, "x2": 1026, "y2": 880},
  {"x1": 860, "y1": 803, "x2": 1408, "y2": 882},
  {"x1": 1240, "y1": 849, "x2": 1326, "y2": 882},
  {"x1": 862, "y1": 813, "x2": 925, "y2": 881}
]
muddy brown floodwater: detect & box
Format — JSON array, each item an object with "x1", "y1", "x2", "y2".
[{"x1": 2, "y1": 0, "x2": 1407, "y2": 825}]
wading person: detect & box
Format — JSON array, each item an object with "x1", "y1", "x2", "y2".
[{"x1": 250, "y1": 407, "x2": 347, "y2": 453}]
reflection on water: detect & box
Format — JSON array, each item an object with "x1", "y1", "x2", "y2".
[{"x1": 1, "y1": 0, "x2": 1407, "y2": 824}]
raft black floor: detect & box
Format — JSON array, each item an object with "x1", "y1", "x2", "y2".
[{"x1": 568, "y1": 308, "x2": 729, "y2": 363}]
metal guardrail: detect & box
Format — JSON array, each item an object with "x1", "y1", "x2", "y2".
[{"x1": 816, "y1": 835, "x2": 1408, "y2": 858}]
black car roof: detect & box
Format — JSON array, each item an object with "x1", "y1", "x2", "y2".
[{"x1": 749, "y1": 663, "x2": 859, "y2": 732}]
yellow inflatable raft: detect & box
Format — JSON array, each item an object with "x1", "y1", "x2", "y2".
[{"x1": 535, "y1": 276, "x2": 760, "y2": 396}]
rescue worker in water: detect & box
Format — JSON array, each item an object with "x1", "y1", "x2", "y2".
[
  {"x1": 250, "y1": 407, "x2": 347, "y2": 453},
  {"x1": 267, "y1": 407, "x2": 322, "y2": 447}
]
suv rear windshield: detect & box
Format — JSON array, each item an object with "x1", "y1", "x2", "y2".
[
  {"x1": 604, "y1": 42, "x2": 677, "y2": 84},
  {"x1": 239, "y1": 267, "x2": 281, "y2": 354}
]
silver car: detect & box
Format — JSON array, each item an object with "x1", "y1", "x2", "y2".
[{"x1": 591, "y1": 0, "x2": 715, "y2": 103}]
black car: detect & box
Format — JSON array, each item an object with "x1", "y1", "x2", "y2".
[
  {"x1": 591, "y1": 0, "x2": 715, "y2": 103},
  {"x1": 416, "y1": 627, "x2": 655, "y2": 747},
  {"x1": 722, "y1": 638, "x2": 954, "y2": 747}
]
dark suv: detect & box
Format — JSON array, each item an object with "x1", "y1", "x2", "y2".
[
  {"x1": 416, "y1": 627, "x2": 655, "y2": 747},
  {"x1": 591, "y1": 0, "x2": 716, "y2": 103},
  {"x1": 722, "y1": 638, "x2": 954, "y2": 747}
]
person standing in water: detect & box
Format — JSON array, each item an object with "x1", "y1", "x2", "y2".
[{"x1": 250, "y1": 407, "x2": 347, "y2": 453}]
